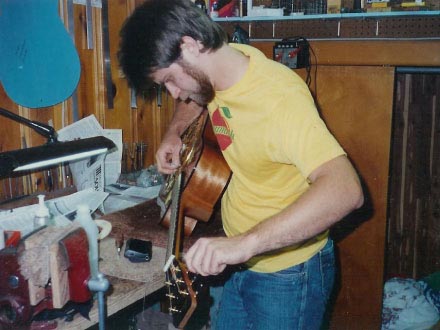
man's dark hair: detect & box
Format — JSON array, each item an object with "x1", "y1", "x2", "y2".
[{"x1": 118, "y1": 0, "x2": 227, "y2": 92}]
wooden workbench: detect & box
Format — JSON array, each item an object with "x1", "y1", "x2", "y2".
[
  {"x1": 57, "y1": 245, "x2": 167, "y2": 330},
  {"x1": 54, "y1": 198, "x2": 169, "y2": 330},
  {"x1": 57, "y1": 277, "x2": 163, "y2": 329},
  {"x1": 55, "y1": 198, "x2": 223, "y2": 329},
  {"x1": 0, "y1": 191, "x2": 221, "y2": 329}
]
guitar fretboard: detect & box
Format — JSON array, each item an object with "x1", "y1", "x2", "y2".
[{"x1": 165, "y1": 171, "x2": 183, "y2": 262}]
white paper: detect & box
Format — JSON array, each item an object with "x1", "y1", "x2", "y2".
[
  {"x1": 101, "y1": 194, "x2": 142, "y2": 214},
  {"x1": 57, "y1": 115, "x2": 122, "y2": 192},
  {"x1": 102, "y1": 184, "x2": 161, "y2": 214},
  {"x1": 58, "y1": 114, "x2": 104, "y2": 140},
  {"x1": 0, "y1": 204, "x2": 40, "y2": 236},
  {"x1": 103, "y1": 129, "x2": 123, "y2": 185},
  {"x1": 0, "y1": 189, "x2": 109, "y2": 237},
  {"x1": 68, "y1": 154, "x2": 105, "y2": 191},
  {"x1": 46, "y1": 188, "x2": 109, "y2": 219}
]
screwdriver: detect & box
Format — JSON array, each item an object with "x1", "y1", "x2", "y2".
[{"x1": 116, "y1": 233, "x2": 124, "y2": 257}]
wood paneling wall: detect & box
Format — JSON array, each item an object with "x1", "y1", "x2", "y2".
[
  {"x1": 387, "y1": 73, "x2": 440, "y2": 279},
  {"x1": 315, "y1": 66, "x2": 394, "y2": 330},
  {"x1": 68, "y1": 0, "x2": 174, "y2": 165},
  {"x1": 0, "y1": 4, "x2": 439, "y2": 329},
  {"x1": 250, "y1": 39, "x2": 440, "y2": 329},
  {"x1": 220, "y1": 16, "x2": 440, "y2": 39},
  {"x1": 0, "y1": 0, "x2": 175, "y2": 200}
]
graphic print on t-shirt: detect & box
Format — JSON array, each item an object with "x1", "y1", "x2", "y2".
[{"x1": 211, "y1": 107, "x2": 233, "y2": 151}]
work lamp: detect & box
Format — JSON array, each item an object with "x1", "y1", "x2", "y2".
[{"x1": 0, "y1": 107, "x2": 116, "y2": 179}]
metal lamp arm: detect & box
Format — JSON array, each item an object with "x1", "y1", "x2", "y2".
[{"x1": 0, "y1": 107, "x2": 58, "y2": 143}]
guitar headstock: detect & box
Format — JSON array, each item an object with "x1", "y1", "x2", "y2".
[{"x1": 164, "y1": 255, "x2": 205, "y2": 329}]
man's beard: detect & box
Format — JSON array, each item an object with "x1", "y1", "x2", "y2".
[{"x1": 179, "y1": 60, "x2": 215, "y2": 106}]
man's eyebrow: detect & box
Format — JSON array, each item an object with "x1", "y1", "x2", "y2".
[
  {"x1": 152, "y1": 82, "x2": 163, "y2": 89},
  {"x1": 151, "y1": 73, "x2": 165, "y2": 85}
]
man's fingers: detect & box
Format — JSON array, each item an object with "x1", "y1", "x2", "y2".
[
  {"x1": 185, "y1": 238, "x2": 227, "y2": 276},
  {"x1": 156, "y1": 150, "x2": 180, "y2": 174},
  {"x1": 165, "y1": 153, "x2": 180, "y2": 168}
]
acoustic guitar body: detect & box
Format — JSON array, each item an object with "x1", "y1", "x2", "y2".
[{"x1": 160, "y1": 112, "x2": 231, "y2": 236}]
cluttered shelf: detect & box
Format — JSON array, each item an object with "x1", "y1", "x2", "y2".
[
  {"x1": 216, "y1": 12, "x2": 440, "y2": 39},
  {"x1": 209, "y1": 1, "x2": 440, "y2": 39},
  {"x1": 210, "y1": 0, "x2": 439, "y2": 19},
  {"x1": 214, "y1": 10, "x2": 440, "y2": 21}
]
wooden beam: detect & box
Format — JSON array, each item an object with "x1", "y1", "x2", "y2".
[{"x1": 252, "y1": 40, "x2": 440, "y2": 67}]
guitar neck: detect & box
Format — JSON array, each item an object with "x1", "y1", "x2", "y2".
[
  {"x1": 165, "y1": 171, "x2": 183, "y2": 262},
  {"x1": 160, "y1": 111, "x2": 227, "y2": 329}
]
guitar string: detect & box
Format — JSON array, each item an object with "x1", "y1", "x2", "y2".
[{"x1": 139, "y1": 112, "x2": 207, "y2": 323}]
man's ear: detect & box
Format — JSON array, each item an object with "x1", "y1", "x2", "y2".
[{"x1": 180, "y1": 36, "x2": 203, "y2": 57}]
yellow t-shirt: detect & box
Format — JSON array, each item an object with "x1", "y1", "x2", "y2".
[{"x1": 207, "y1": 44, "x2": 345, "y2": 273}]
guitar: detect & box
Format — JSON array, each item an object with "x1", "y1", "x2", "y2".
[
  {"x1": 158, "y1": 110, "x2": 231, "y2": 235},
  {"x1": 160, "y1": 111, "x2": 231, "y2": 328},
  {"x1": 163, "y1": 170, "x2": 202, "y2": 329}
]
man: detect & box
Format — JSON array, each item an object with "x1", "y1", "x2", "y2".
[{"x1": 118, "y1": 1, "x2": 364, "y2": 329}]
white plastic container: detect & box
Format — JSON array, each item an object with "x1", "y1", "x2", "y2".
[{"x1": 34, "y1": 195, "x2": 50, "y2": 229}]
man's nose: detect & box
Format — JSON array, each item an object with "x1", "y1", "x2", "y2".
[{"x1": 165, "y1": 83, "x2": 180, "y2": 99}]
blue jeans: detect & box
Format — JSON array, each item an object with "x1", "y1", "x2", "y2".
[{"x1": 213, "y1": 239, "x2": 335, "y2": 330}]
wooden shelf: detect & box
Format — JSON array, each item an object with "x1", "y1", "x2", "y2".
[
  {"x1": 216, "y1": 11, "x2": 440, "y2": 39},
  {"x1": 215, "y1": 10, "x2": 440, "y2": 21}
]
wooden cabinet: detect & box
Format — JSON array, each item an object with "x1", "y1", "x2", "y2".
[
  {"x1": 251, "y1": 40, "x2": 439, "y2": 329},
  {"x1": 317, "y1": 65, "x2": 394, "y2": 329}
]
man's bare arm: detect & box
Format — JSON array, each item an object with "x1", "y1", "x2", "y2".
[{"x1": 184, "y1": 155, "x2": 364, "y2": 275}]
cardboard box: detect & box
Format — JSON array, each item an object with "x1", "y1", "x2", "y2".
[{"x1": 327, "y1": 0, "x2": 342, "y2": 13}]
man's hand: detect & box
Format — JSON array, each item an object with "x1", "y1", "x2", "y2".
[
  {"x1": 184, "y1": 236, "x2": 252, "y2": 276},
  {"x1": 155, "y1": 100, "x2": 205, "y2": 174},
  {"x1": 155, "y1": 133, "x2": 182, "y2": 174}
]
